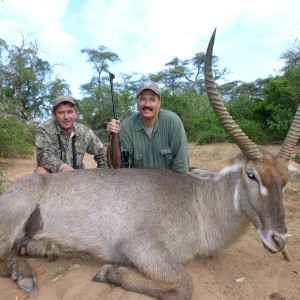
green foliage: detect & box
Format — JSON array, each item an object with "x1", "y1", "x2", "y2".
[
  {"x1": 196, "y1": 126, "x2": 229, "y2": 144},
  {"x1": 79, "y1": 79, "x2": 135, "y2": 143},
  {"x1": 78, "y1": 96, "x2": 112, "y2": 142},
  {"x1": 261, "y1": 74, "x2": 300, "y2": 140},
  {"x1": 50, "y1": 263, "x2": 81, "y2": 279},
  {"x1": 0, "y1": 33, "x2": 299, "y2": 160},
  {"x1": 0, "y1": 167, "x2": 6, "y2": 195},
  {"x1": 160, "y1": 90, "x2": 267, "y2": 145},
  {"x1": 237, "y1": 119, "x2": 268, "y2": 144},
  {"x1": 293, "y1": 151, "x2": 300, "y2": 164},
  {"x1": 0, "y1": 36, "x2": 70, "y2": 122},
  {"x1": 161, "y1": 90, "x2": 200, "y2": 130},
  {"x1": 285, "y1": 65, "x2": 300, "y2": 100},
  {"x1": 267, "y1": 106, "x2": 295, "y2": 140},
  {"x1": 225, "y1": 94, "x2": 270, "y2": 143},
  {"x1": 280, "y1": 38, "x2": 300, "y2": 71},
  {"x1": 192, "y1": 111, "x2": 229, "y2": 145},
  {"x1": 0, "y1": 115, "x2": 35, "y2": 158},
  {"x1": 80, "y1": 46, "x2": 121, "y2": 78},
  {"x1": 160, "y1": 90, "x2": 214, "y2": 141},
  {"x1": 227, "y1": 94, "x2": 258, "y2": 120}
]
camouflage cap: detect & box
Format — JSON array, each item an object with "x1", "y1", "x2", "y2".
[
  {"x1": 53, "y1": 96, "x2": 75, "y2": 110},
  {"x1": 137, "y1": 81, "x2": 161, "y2": 97}
]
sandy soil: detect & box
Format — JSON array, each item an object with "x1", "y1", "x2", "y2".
[{"x1": 0, "y1": 143, "x2": 299, "y2": 300}]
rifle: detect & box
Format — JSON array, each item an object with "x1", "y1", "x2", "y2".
[{"x1": 108, "y1": 72, "x2": 121, "y2": 168}]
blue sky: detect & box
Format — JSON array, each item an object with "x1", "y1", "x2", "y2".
[{"x1": 0, "y1": 0, "x2": 299, "y2": 98}]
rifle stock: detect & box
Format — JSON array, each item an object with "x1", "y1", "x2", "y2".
[{"x1": 111, "y1": 133, "x2": 121, "y2": 168}]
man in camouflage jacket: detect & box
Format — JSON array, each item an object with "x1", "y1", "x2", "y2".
[{"x1": 35, "y1": 96, "x2": 107, "y2": 173}]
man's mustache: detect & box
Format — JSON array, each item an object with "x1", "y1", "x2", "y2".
[{"x1": 142, "y1": 106, "x2": 153, "y2": 111}]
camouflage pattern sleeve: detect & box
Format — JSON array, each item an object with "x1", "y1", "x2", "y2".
[
  {"x1": 94, "y1": 151, "x2": 107, "y2": 168},
  {"x1": 84, "y1": 127, "x2": 107, "y2": 168},
  {"x1": 35, "y1": 122, "x2": 67, "y2": 172}
]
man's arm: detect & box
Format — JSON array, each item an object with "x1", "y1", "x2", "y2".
[{"x1": 169, "y1": 120, "x2": 189, "y2": 173}]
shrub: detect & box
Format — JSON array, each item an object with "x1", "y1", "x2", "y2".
[
  {"x1": 0, "y1": 115, "x2": 35, "y2": 158},
  {"x1": 237, "y1": 119, "x2": 270, "y2": 144},
  {"x1": 293, "y1": 151, "x2": 300, "y2": 164},
  {"x1": 197, "y1": 127, "x2": 229, "y2": 144},
  {"x1": 0, "y1": 167, "x2": 6, "y2": 195}
]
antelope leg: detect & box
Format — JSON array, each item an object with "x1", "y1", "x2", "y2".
[{"x1": 10, "y1": 258, "x2": 37, "y2": 293}]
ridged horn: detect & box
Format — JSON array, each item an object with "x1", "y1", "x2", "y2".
[
  {"x1": 278, "y1": 104, "x2": 300, "y2": 160},
  {"x1": 204, "y1": 28, "x2": 263, "y2": 161}
]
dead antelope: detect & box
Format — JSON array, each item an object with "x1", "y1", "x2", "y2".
[{"x1": 0, "y1": 29, "x2": 299, "y2": 299}]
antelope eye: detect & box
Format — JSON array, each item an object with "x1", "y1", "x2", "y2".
[{"x1": 247, "y1": 170, "x2": 256, "y2": 180}]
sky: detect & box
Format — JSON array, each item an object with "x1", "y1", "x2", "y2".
[{"x1": 0, "y1": 0, "x2": 299, "y2": 98}]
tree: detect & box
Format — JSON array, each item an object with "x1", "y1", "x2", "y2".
[
  {"x1": 0, "y1": 35, "x2": 70, "y2": 122},
  {"x1": 79, "y1": 45, "x2": 135, "y2": 141},
  {"x1": 184, "y1": 52, "x2": 228, "y2": 95},
  {"x1": 280, "y1": 38, "x2": 300, "y2": 71},
  {"x1": 80, "y1": 46, "x2": 121, "y2": 88},
  {"x1": 218, "y1": 78, "x2": 270, "y2": 101},
  {"x1": 79, "y1": 79, "x2": 135, "y2": 142},
  {"x1": 161, "y1": 57, "x2": 186, "y2": 94},
  {"x1": 0, "y1": 115, "x2": 35, "y2": 158}
]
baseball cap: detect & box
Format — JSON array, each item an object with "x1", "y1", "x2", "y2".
[
  {"x1": 137, "y1": 81, "x2": 161, "y2": 96},
  {"x1": 53, "y1": 96, "x2": 75, "y2": 110}
]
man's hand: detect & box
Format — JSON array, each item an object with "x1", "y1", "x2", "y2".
[
  {"x1": 107, "y1": 119, "x2": 121, "y2": 134},
  {"x1": 60, "y1": 165, "x2": 75, "y2": 172}
]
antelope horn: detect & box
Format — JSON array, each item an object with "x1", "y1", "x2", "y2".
[
  {"x1": 278, "y1": 104, "x2": 300, "y2": 160},
  {"x1": 204, "y1": 29, "x2": 263, "y2": 161}
]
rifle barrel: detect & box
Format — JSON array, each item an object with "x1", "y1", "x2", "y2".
[
  {"x1": 109, "y1": 72, "x2": 117, "y2": 120},
  {"x1": 108, "y1": 72, "x2": 121, "y2": 168}
]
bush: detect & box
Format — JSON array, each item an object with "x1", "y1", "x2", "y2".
[
  {"x1": 293, "y1": 150, "x2": 300, "y2": 164},
  {"x1": 191, "y1": 107, "x2": 267, "y2": 145},
  {"x1": 237, "y1": 119, "x2": 270, "y2": 144},
  {"x1": 0, "y1": 167, "x2": 6, "y2": 195},
  {"x1": 197, "y1": 127, "x2": 229, "y2": 144},
  {"x1": 0, "y1": 116, "x2": 35, "y2": 158},
  {"x1": 190, "y1": 111, "x2": 230, "y2": 144}
]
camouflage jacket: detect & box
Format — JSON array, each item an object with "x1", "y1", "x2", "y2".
[{"x1": 36, "y1": 119, "x2": 107, "y2": 172}]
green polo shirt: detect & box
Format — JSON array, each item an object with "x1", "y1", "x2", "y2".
[{"x1": 119, "y1": 109, "x2": 189, "y2": 173}]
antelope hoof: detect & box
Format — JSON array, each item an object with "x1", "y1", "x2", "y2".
[
  {"x1": 92, "y1": 264, "x2": 116, "y2": 283},
  {"x1": 92, "y1": 271, "x2": 103, "y2": 282},
  {"x1": 18, "y1": 277, "x2": 37, "y2": 293},
  {"x1": 92, "y1": 264, "x2": 112, "y2": 282},
  {"x1": 11, "y1": 259, "x2": 37, "y2": 293}
]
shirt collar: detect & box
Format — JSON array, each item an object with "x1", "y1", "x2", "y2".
[{"x1": 135, "y1": 111, "x2": 160, "y2": 132}]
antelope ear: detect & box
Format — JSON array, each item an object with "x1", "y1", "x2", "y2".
[{"x1": 288, "y1": 163, "x2": 300, "y2": 177}]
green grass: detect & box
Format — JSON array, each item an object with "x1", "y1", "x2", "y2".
[{"x1": 50, "y1": 263, "x2": 81, "y2": 279}]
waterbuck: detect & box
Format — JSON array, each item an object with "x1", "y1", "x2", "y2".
[{"x1": 0, "y1": 29, "x2": 299, "y2": 299}]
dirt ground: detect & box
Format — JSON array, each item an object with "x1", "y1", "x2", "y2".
[{"x1": 0, "y1": 143, "x2": 299, "y2": 300}]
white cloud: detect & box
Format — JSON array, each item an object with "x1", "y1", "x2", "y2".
[{"x1": 0, "y1": 0, "x2": 299, "y2": 97}]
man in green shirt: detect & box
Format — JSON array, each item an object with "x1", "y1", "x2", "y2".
[{"x1": 107, "y1": 81, "x2": 189, "y2": 173}]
